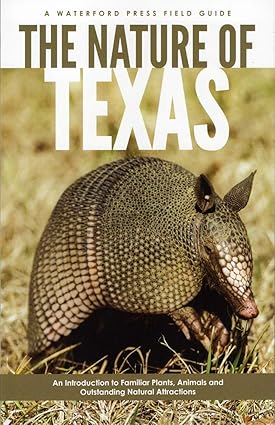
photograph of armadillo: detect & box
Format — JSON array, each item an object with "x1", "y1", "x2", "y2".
[
  {"x1": 1, "y1": 68, "x2": 274, "y2": 374},
  {"x1": 28, "y1": 157, "x2": 258, "y2": 356}
]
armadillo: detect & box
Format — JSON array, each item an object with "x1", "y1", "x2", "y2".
[{"x1": 28, "y1": 157, "x2": 258, "y2": 356}]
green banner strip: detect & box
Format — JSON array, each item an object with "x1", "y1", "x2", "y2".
[{"x1": 1, "y1": 374, "x2": 275, "y2": 401}]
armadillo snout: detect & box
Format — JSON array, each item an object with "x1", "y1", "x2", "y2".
[{"x1": 237, "y1": 298, "x2": 259, "y2": 319}]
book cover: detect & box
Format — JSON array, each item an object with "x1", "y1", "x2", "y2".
[{"x1": 1, "y1": 0, "x2": 274, "y2": 423}]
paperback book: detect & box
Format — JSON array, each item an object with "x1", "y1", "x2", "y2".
[{"x1": 1, "y1": 0, "x2": 274, "y2": 422}]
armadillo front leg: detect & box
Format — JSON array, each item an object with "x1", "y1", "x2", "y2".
[
  {"x1": 169, "y1": 306, "x2": 229, "y2": 353},
  {"x1": 169, "y1": 306, "x2": 211, "y2": 351},
  {"x1": 201, "y1": 311, "x2": 230, "y2": 354}
]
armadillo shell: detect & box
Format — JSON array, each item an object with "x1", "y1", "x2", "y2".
[{"x1": 28, "y1": 157, "x2": 203, "y2": 355}]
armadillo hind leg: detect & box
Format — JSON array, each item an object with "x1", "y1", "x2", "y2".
[{"x1": 169, "y1": 306, "x2": 229, "y2": 353}]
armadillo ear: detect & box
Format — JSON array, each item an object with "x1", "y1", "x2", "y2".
[
  {"x1": 195, "y1": 174, "x2": 216, "y2": 213},
  {"x1": 223, "y1": 171, "x2": 256, "y2": 212}
]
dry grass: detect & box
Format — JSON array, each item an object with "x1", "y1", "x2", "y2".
[
  {"x1": 1, "y1": 400, "x2": 275, "y2": 424},
  {"x1": 1, "y1": 69, "x2": 275, "y2": 375}
]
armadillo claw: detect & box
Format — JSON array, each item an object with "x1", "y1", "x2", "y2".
[
  {"x1": 170, "y1": 306, "x2": 211, "y2": 351},
  {"x1": 204, "y1": 313, "x2": 230, "y2": 354},
  {"x1": 170, "y1": 306, "x2": 229, "y2": 354},
  {"x1": 172, "y1": 319, "x2": 191, "y2": 341}
]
